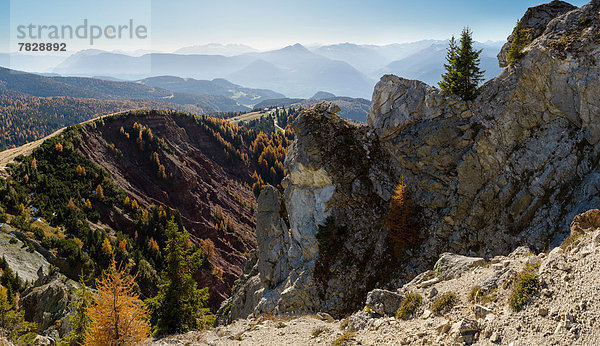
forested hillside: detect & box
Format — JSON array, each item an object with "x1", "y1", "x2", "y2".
[
  {"x1": 0, "y1": 93, "x2": 205, "y2": 150},
  {"x1": 0, "y1": 110, "x2": 293, "y2": 313}
]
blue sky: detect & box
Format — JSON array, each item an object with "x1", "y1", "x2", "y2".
[{"x1": 0, "y1": 0, "x2": 591, "y2": 52}]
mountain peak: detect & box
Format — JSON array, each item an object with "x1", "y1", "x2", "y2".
[{"x1": 280, "y1": 43, "x2": 310, "y2": 53}]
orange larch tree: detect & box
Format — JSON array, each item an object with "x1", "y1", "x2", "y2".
[{"x1": 85, "y1": 256, "x2": 150, "y2": 345}]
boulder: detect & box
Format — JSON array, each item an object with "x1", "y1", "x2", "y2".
[
  {"x1": 20, "y1": 270, "x2": 78, "y2": 339},
  {"x1": 365, "y1": 289, "x2": 403, "y2": 316},
  {"x1": 451, "y1": 318, "x2": 480, "y2": 344},
  {"x1": 434, "y1": 253, "x2": 485, "y2": 280}
]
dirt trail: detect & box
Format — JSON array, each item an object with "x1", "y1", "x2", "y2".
[{"x1": 0, "y1": 113, "x2": 120, "y2": 170}]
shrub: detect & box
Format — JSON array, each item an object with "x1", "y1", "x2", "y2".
[
  {"x1": 396, "y1": 292, "x2": 423, "y2": 320},
  {"x1": 0, "y1": 286, "x2": 38, "y2": 345},
  {"x1": 509, "y1": 270, "x2": 539, "y2": 311},
  {"x1": 432, "y1": 292, "x2": 457, "y2": 315},
  {"x1": 469, "y1": 285, "x2": 497, "y2": 304},
  {"x1": 385, "y1": 182, "x2": 418, "y2": 247},
  {"x1": 313, "y1": 216, "x2": 347, "y2": 298},
  {"x1": 507, "y1": 21, "x2": 532, "y2": 64},
  {"x1": 578, "y1": 16, "x2": 592, "y2": 26},
  {"x1": 333, "y1": 332, "x2": 355, "y2": 346},
  {"x1": 32, "y1": 227, "x2": 44, "y2": 241},
  {"x1": 560, "y1": 232, "x2": 581, "y2": 251}
]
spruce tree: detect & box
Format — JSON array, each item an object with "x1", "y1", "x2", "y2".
[
  {"x1": 148, "y1": 217, "x2": 214, "y2": 335},
  {"x1": 438, "y1": 36, "x2": 460, "y2": 95},
  {"x1": 439, "y1": 27, "x2": 485, "y2": 100}
]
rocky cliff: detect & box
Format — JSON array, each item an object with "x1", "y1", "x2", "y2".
[
  {"x1": 219, "y1": 0, "x2": 600, "y2": 321},
  {"x1": 170, "y1": 209, "x2": 600, "y2": 345}
]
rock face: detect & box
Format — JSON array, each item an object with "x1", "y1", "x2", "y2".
[
  {"x1": 21, "y1": 269, "x2": 78, "y2": 340},
  {"x1": 497, "y1": 0, "x2": 576, "y2": 67},
  {"x1": 0, "y1": 227, "x2": 50, "y2": 283},
  {"x1": 218, "y1": 103, "x2": 401, "y2": 319},
  {"x1": 164, "y1": 209, "x2": 600, "y2": 345},
  {"x1": 433, "y1": 253, "x2": 485, "y2": 280},
  {"x1": 221, "y1": 1, "x2": 600, "y2": 320}
]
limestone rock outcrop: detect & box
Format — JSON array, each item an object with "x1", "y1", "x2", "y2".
[
  {"x1": 220, "y1": 0, "x2": 600, "y2": 320},
  {"x1": 21, "y1": 269, "x2": 78, "y2": 340},
  {"x1": 497, "y1": 0, "x2": 576, "y2": 67}
]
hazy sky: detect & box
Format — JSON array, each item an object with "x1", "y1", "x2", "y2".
[{"x1": 0, "y1": 0, "x2": 591, "y2": 53}]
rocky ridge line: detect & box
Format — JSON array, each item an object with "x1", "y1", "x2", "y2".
[{"x1": 218, "y1": 0, "x2": 600, "y2": 321}]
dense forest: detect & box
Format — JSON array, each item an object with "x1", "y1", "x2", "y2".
[{"x1": 0, "y1": 93, "x2": 206, "y2": 150}]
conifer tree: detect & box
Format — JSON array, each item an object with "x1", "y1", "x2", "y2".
[
  {"x1": 85, "y1": 256, "x2": 150, "y2": 345},
  {"x1": 148, "y1": 217, "x2": 214, "y2": 335},
  {"x1": 438, "y1": 36, "x2": 460, "y2": 95},
  {"x1": 60, "y1": 276, "x2": 92, "y2": 346},
  {"x1": 507, "y1": 21, "x2": 529, "y2": 64},
  {"x1": 439, "y1": 27, "x2": 485, "y2": 100},
  {"x1": 0, "y1": 285, "x2": 37, "y2": 344}
]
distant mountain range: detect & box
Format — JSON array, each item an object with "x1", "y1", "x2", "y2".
[
  {"x1": 1, "y1": 40, "x2": 506, "y2": 99},
  {"x1": 136, "y1": 76, "x2": 284, "y2": 106},
  {"x1": 254, "y1": 95, "x2": 371, "y2": 123},
  {"x1": 174, "y1": 43, "x2": 258, "y2": 56},
  {"x1": 382, "y1": 41, "x2": 504, "y2": 87},
  {"x1": 0, "y1": 67, "x2": 288, "y2": 112}
]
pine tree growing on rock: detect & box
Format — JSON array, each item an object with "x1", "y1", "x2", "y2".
[
  {"x1": 148, "y1": 217, "x2": 214, "y2": 335},
  {"x1": 439, "y1": 27, "x2": 485, "y2": 100}
]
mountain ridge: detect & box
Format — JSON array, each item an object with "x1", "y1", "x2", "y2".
[{"x1": 218, "y1": 0, "x2": 600, "y2": 325}]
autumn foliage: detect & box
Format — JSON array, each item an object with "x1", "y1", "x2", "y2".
[
  {"x1": 85, "y1": 256, "x2": 150, "y2": 345},
  {"x1": 385, "y1": 181, "x2": 419, "y2": 247}
]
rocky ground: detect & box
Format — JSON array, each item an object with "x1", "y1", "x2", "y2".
[
  {"x1": 154, "y1": 209, "x2": 600, "y2": 345},
  {"x1": 0, "y1": 225, "x2": 50, "y2": 283}
]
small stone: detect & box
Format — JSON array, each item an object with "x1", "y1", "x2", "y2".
[
  {"x1": 317, "y1": 312, "x2": 335, "y2": 323},
  {"x1": 490, "y1": 331, "x2": 500, "y2": 342},
  {"x1": 563, "y1": 314, "x2": 574, "y2": 329},
  {"x1": 539, "y1": 307, "x2": 549, "y2": 316},
  {"x1": 556, "y1": 261, "x2": 571, "y2": 271},
  {"x1": 554, "y1": 323, "x2": 563, "y2": 334},
  {"x1": 422, "y1": 309, "x2": 432, "y2": 319},
  {"x1": 491, "y1": 263, "x2": 504, "y2": 270},
  {"x1": 474, "y1": 305, "x2": 491, "y2": 319},
  {"x1": 437, "y1": 322, "x2": 451, "y2": 334},
  {"x1": 373, "y1": 319, "x2": 383, "y2": 330},
  {"x1": 429, "y1": 287, "x2": 438, "y2": 298},
  {"x1": 542, "y1": 289, "x2": 553, "y2": 297},
  {"x1": 419, "y1": 277, "x2": 440, "y2": 288},
  {"x1": 593, "y1": 229, "x2": 600, "y2": 248}
]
